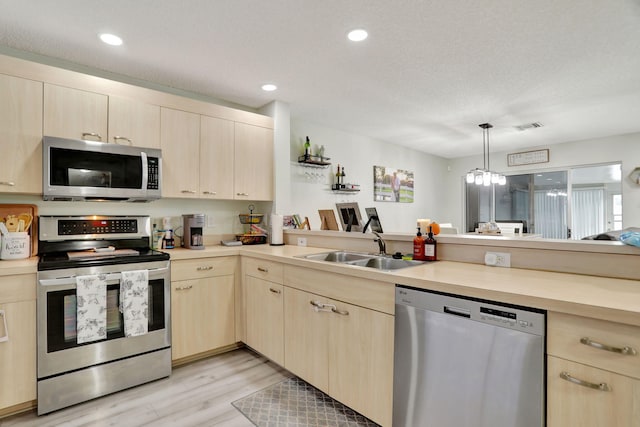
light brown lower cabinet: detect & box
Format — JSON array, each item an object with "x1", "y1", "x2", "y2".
[
  {"x1": 0, "y1": 274, "x2": 36, "y2": 414},
  {"x1": 547, "y1": 356, "x2": 640, "y2": 426},
  {"x1": 284, "y1": 286, "x2": 394, "y2": 427},
  {"x1": 170, "y1": 257, "x2": 236, "y2": 361},
  {"x1": 245, "y1": 276, "x2": 284, "y2": 366}
]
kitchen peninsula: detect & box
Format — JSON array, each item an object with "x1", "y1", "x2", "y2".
[{"x1": 2, "y1": 231, "x2": 639, "y2": 425}]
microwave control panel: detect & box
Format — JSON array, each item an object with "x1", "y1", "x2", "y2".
[
  {"x1": 147, "y1": 157, "x2": 159, "y2": 190},
  {"x1": 58, "y1": 219, "x2": 138, "y2": 236}
]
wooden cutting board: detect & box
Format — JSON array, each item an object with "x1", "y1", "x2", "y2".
[{"x1": 0, "y1": 204, "x2": 38, "y2": 257}]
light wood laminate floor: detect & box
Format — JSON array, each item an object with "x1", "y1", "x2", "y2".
[{"x1": 1, "y1": 348, "x2": 291, "y2": 427}]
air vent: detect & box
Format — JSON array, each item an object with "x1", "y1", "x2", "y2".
[{"x1": 514, "y1": 122, "x2": 543, "y2": 131}]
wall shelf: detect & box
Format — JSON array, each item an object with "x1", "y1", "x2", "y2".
[{"x1": 298, "y1": 155, "x2": 331, "y2": 168}]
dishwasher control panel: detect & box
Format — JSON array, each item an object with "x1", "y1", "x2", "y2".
[{"x1": 396, "y1": 285, "x2": 545, "y2": 336}]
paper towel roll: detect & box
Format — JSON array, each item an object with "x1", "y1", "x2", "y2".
[{"x1": 270, "y1": 214, "x2": 284, "y2": 246}]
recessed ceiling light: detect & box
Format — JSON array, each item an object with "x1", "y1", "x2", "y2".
[
  {"x1": 347, "y1": 29, "x2": 368, "y2": 42},
  {"x1": 261, "y1": 84, "x2": 277, "y2": 92},
  {"x1": 99, "y1": 33, "x2": 123, "y2": 46}
]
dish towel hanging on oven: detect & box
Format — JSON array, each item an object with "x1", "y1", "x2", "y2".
[
  {"x1": 76, "y1": 274, "x2": 107, "y2": 344},
  {"x1": 120, "y1": 270, "x2": 149, "y2": 337}
]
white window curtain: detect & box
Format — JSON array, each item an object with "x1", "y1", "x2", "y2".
[
  {"x1": 534, "y1": 191, "x2": 568, "y2": 238},
  {"x1": 571, "y1": 188, "x2": 605, "y2": 240}
]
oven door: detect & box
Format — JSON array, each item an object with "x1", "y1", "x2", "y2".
[{"x1": 37, "y1": 260, "x2": 170, "y2": 379}]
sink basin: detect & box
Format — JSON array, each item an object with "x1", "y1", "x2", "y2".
[
  {"x1": 300, "y1": 251, "x2": 375, "y2": 263},
  {"x1": 298, "y1": 251, "x2": 425, "y2": 270},
  {"x1": 350, "y1": 257, "x2": 425, "y2": 270}
]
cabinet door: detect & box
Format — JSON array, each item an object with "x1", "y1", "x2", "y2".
[
  {"x1": 0, "y1": 74, "x2": 42, "y2": 194},
  {"x1": 108, "y1": 96, "x2": 160, "y2": 148},
  {"x1": 547, "y1": 356, "x2": 639, "y2": 427},
  {"x1": 160, "y1": 107, "x2": 200, "y2": 198},
  {"x1": 170, "y1": 276, "x2": 235, "y2": 360},
  {"x1": 234, "y1": 122, "x2": 273, "y2": 201},
  {"x1": 200, "y1": 116, "x2": 234, "y2": 199},
  {"x1": 245, "y1": 276, "x2": 284, "y2": 366},
  {"x1": 283, "y1": 287, "x2": 329, "y2": 392},
  {"x1": 44, "y1": 83, "x2": 108, "y2": 141},
  {"x1": 0, "y1": 300, "x2": 36, "y2": 409},
  {"x1": 328, "y1": 298, "x2": 394, "y2": 427}
]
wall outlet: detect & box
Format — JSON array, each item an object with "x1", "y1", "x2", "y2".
[
  {"x1": 485, "y1": 252, "x2": 511, "y2": 267},
  {"x1": 297, "y1": 237, "x2": 307, "y2": 247}
]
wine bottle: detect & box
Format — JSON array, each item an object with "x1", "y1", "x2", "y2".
[
  {"x1": 340, "y1": 166, "x2": 346, "y2": 188},
  {"x1": 334, "y1": 164, "x2": 341, "y2": 189},
  {"x1": 304, "y1": 136, "x2": 311, "y2": 160}
]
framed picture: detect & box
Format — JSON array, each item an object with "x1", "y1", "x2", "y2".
[
  {"x1": 507, "y1": 149, "x2": 549, "y2": 166},
  {"x1": 364, "y1": 207, "x2": 383, "y2": 233},
  {"x1": 335, "y1": 203, "x2": 363, "y2": 232},
  {"x1": 318, "y1": 209, "x2": 339, "y2": 230},
  {"x1": 374, "y1": 166, "x2": 414, "y2": 203}
]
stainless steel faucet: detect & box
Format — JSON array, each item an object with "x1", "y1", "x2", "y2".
[{"x1": 372, "y1": 231, "x2": 386, "y2": 255}]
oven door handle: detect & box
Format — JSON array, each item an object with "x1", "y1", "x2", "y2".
[{"x1": 38, "y1": 266, "x2": 169, "y2": 287}]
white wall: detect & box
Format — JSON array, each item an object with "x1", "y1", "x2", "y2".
[
  {"x1": 444, "y1": 132, "x2": 640, "y2": 230},
  {"x1": 287, "y1": 120, "x2": 450, "y2": 233}
]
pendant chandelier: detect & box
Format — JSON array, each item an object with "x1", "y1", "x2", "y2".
[{"x1": 466, "y1": 123, "x2": 506, "y2": 186}]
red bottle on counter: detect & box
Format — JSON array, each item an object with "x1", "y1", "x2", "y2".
[
  {"x1": 425, "y1": 226, "x2": 437, "y2": 261},
  {"x1": 413, "y1": 227, "x2": 426, "y2": 261}
]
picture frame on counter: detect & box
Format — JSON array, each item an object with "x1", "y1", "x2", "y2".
[
  {"x1": 335, "y1": 202, "x2": 363, "y2": 232},
  {"x1": 318, "y1": 210, "x2": 339, "y2": 231}
]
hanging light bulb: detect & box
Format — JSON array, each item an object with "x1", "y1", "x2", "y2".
[
  {"x1": 491, "y1": 173, "x2": 499, "y2": 184},
  {"x1": 475, "y1": 173, "x2": 483, "y2": 185},
  {"x1": 466, "y1": 171, "x2": 475, "y2": 184},
  {"x1": 483, "y1": 171, "x2": 491, "y2": 186},
  {"x1": 498, "y1": 175, "x2": 506, "y2": 185}
]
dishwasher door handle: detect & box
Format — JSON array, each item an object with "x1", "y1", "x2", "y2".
[{"x1": 444, "y1": 305, "x2": 471, "y2": 318}]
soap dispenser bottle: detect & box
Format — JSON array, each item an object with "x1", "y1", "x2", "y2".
[
  {"x1": 413, "y1": 227, "x2": 426, "y2": 261},
  {"x1": 425, "y1": 226, "x2": 437, "y2": 261}
]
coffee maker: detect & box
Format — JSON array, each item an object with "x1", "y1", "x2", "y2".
[{"x1": 182, "y1": 214, "x2": 205, "y2": 249}]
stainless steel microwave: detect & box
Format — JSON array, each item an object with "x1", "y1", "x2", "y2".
[{"x1": 42, "y1": 136, "x2": 162, "y2": 202}]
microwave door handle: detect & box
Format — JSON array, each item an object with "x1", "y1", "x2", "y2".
[{"x1": 141, "y1": 151, "x2": 149, "y2": 190}]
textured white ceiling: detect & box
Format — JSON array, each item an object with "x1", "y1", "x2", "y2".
[{"x1": 1, "y1": 0, "x2": 639, "y2": 158}]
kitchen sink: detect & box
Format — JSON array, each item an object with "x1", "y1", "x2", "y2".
[{"x1": 298, "y1": 251, "x2": 425, "y2": 270}]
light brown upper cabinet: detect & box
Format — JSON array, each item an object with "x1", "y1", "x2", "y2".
[
  {"x1": 160, "y1": 107, "x2": 201, "y2": 198},
  {"x1": 234, "y1": 122, "x2": 274, "y2": 201},
  {"x1": 107, "y1": 96, "x2": 160, "y2": 148},
  {"x1": 200, "y1": 115, "x2": 235, "y2": 199},
  {"x1": 44, "y1": 84, "x2": 160, "y2": 148},
  {"x1": 0, "y1": 74, "x2": 43, "y2": 194},
  {"x1": 44, "y1": 84, "x2": 108, "y2": 142}
]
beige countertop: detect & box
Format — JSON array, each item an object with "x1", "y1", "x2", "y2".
[{"x1": 3, "y1": 244, "x2": 638, "y2": 327}]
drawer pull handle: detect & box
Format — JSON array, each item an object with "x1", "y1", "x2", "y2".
[
  {"x1": 175, "y1": 285, "x2": 193, "y2": 291},
  {"x1": 202, "y1": 191, "x2": 217, "y2": 195},
  {"x1": 113, "y1": 136, "x2": 132, "y2": 145},
  {"x1": 197, "y1": 266, "x2": 214, "y2": 271},
  {"x1": 269, "y1": 287, "x2": 281, "y2": 294},
  {"x1": 309, "y1": 300, "x2": 331, "y2": 313},
  {"x1": 560, "y1": 371, "x2": 611, "y2": 392},
  {"x1": 0, "y1": 181, "x2": 15, "y2": 187},
  {"x1": 580, "y1": 337, "x2": 638, "y2": 356},
  {"x1": 236, "y1": 192, "x2": 249, "y2": 196},
  {"x1": 0, "y1": 310, "x2": 8, "y2": 343},
  {"x1": 257, "y1": 267, "x2": 269, "y2": 273},
  {"x1": 331, "y1": 306, "x2": 350, "y2": 316},
  {"x1": 82, "y1": 132, "x2": 102, "y2": 141},
  {"x1": 181, "y1": 190, "x2": 197, "y2": 194}
]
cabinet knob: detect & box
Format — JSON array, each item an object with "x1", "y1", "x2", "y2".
[
  {"x1": 559, "y1": 371, "x2": 611, "y2": 392},
  {"x1": 580, "y1": 337, "x2": 637, "y2": 356},
  {"x1": 82, "y1": 132, "x2": 102, "y2": 141}
]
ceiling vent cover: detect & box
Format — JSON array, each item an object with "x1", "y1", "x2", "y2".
[{"x1": 514, "y1": 122, "x2": 543, "y2": 131}]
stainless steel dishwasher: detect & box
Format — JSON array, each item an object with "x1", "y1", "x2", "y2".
[{"x1": 393, "y1": 285, "x2": 545, "y2": 427}]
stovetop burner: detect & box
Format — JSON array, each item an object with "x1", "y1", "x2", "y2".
[{"x1": 37, "y1": 215, "x2": 170, "y2": 271}]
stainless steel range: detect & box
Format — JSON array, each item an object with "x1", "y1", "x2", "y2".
[{"x1": 36, "y1": 215, "x2": 171, "y2": 415}]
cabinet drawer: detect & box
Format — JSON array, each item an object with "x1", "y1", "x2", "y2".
[
  {"x1": 171, "y1": 257, "x2": 236, "y2": 281},
  {"x1": 0, "y1": 274, "x2": 36, "y2": 303},
  {"x1": 548, "y1": 312, "x2": 640, "y2": 379},
  {"x1": 243, "y1": 257, "x2": 283, "y2": 284},
  {"x1": 547, "y1": 356, "x2": 639, "y2": 427}
]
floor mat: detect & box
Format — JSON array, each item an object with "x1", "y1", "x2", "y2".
[{"x1": 231, "y1": 376, "x2": 379, "y2": 427}]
